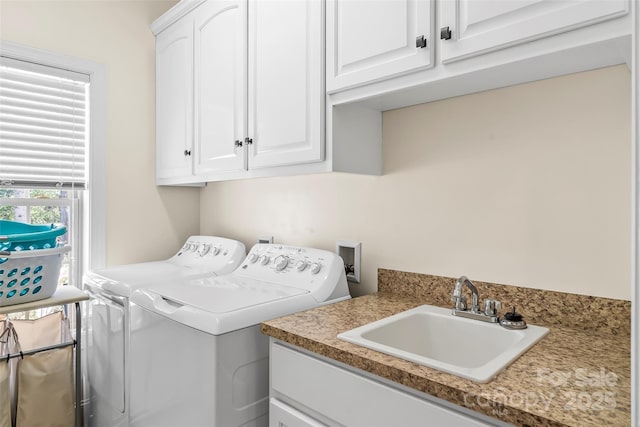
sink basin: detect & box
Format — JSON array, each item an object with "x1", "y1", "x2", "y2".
[{"x1": 337, "y1": 304, "x2": 549, "y2": 383}]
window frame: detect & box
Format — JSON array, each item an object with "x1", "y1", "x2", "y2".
[{"x1": 0, "y1": 40, "x2": 106, "y2": 276}]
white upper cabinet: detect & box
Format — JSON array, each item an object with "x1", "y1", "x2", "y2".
[
  {"x1": 439, "y1": 0, "x2": 630, "y2": 63},
  {"x1": 153, "y1": 0, "x2": 327, "y2": 184},
  {"x1": 247, "y1": 0, "x2": 324, "y2": 169},
  {"x1": 155, "y1": 17, "x2": 194, "y2": 182},
  {"x1": 193, "y1": 0, "x2": 247, "y2": 175},
  {"x1": 326, "y1": 0, "x2": 434, "y2": 92}
]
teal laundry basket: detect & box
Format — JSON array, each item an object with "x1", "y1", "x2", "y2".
[{"x1": 0, "y1": 220, "x2": 67, "y2": 251}]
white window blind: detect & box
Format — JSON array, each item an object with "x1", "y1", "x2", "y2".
[{"x1": 0, "y1": 56, "x2": 89, "y2": 189}]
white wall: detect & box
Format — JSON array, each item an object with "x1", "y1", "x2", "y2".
[
  {"x1": 0, "y1": 0, "x2": 198, "y2": 266},
  {"x1": 201, "y1": 65, "x2": 631, "y2": 300}
]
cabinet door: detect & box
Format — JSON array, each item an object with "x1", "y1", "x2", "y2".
[
  {"x1": 156, "y1": 18, "x2": 194, "y2": 181},
  {"x1": 326, "y1": 0, "x2": 434, "y2": 92},
  {"x1": 193, "y1": 0, "x2": 247, "y2": 174},
  {"x1": 247, "y1": 0, "x2": 324, "y2": 170},
  {"x1": 440, "y1": 0, "x2": 629, "y2": 63}
]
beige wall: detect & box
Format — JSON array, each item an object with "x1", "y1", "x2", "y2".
[
  {"x1": 0, "y1": 0, "x2": 199, "y2": 266},
  {"x1": 201, "y1": 65, "x2": 631, "y2": 300}
]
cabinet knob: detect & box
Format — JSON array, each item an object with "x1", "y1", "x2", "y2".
[
  {"x1": 235, "y1": 140, "x2": 242, "y2": 147},
  {"x1": 245, "y1": 137, "x2": 253, "y2": 145},
  {"x1": 440, "y1": 26, "x2": 452, "y2": 40},
  {"x1": 184, "y1": 150, "x2": 191, "y2": 156},
  {"x1": 415, "y1": 35, "x2": 427, "y2": 49}
]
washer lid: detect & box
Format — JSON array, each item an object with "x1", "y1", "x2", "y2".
[
  {"x1": 86, "y1": 262, "x2": 213, "y2": 296},
  {"x1": 145, "y1": 275, "x2": 308, "y2": 314}
]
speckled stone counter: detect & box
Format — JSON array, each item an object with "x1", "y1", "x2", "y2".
[{"x1": 261, "y1": 270, "x2": 631, "y2": 427}]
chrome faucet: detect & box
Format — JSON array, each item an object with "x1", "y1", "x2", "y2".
[
  {"x1": 451, "y1": 276, "x2": 480, "y2": 313},
  {"x1": 451, "y1": 276, "x2": 501, "y2": 323}
]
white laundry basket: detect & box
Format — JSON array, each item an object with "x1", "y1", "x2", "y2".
[{"x1": 0, "y1": 246, "x2": 71, "y2": 306}]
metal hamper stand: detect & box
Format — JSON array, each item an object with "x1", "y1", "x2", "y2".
[{"x1": 0, "y1": 286, "x2": 89, "y2": 427}]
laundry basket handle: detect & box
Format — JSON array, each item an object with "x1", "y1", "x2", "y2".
[{"x1": 0, "y1": 246, "x2": 71, "y2": 259}]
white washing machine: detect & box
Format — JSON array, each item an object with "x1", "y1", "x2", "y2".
[
  {"x1": 128, "y1": 244, "x2": 351, "y2": 427},
  {"x1": 85, "y1": 236, "x2": 246, "y2": 427}
]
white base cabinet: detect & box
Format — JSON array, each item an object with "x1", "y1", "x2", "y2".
[{"x1": 269, "y1": 341, "x2": 507, "y2": 427}]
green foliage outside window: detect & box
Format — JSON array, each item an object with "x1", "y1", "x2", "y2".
[
  {"x1": 0, "y1": 189, "x2": 64, "y2": 224},
  {"x1": 0, "y1": 188, "x2": 14, "y2": 220}
]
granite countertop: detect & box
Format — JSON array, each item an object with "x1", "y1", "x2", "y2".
[{"x1": 260, "y1": 271, "x2": 631, "y2": 427}]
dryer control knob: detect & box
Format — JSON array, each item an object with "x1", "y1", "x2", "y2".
[
  {"x1": 248, "y1": 253, "x2": 258, "y2": 263},
  {"x1": 197, "y1": 244, "x2": 211, "y2": 257},
  {"x1": 295, "y1": 260, "x2": 307, "y2": 272},
  {"x1": 274, "y1": 255, "x2": 289, "y2": 271},
  {"x1": 309, "y1": 263, "x2": 322, "y2": 274},
  {"x1": 259, "y1": 255, "x2": 270, "y2": 265},
  {"x1": 211, "y1": 246, "x2": 220, "y2": 256}
]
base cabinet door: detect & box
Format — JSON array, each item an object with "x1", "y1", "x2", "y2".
[
  {"x1": 326, "y1": 0, "x2": 434, "y2": 92},
  {"x1": 155, "y1": 17, "x2": 194, "y2": 182},
  {"x1": 270, "y1": 341, "x2": 499, "y2": 427},
  {"x1": 270, "y1": 399, "x2": 326, "y2": 427},
  {"x1": 439, "y1": 0, "x2": 629, "y2": 63}
]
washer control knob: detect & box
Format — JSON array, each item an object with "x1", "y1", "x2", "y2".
[
  {"x1": 274, "y1": 255, "x2": 289, "y2": 271},
  {"x1": 259, "y1": 255, "x2": 270, "y2": 265},
  {"x1": 210, "y1": 246, "x2": 220, "y2": 256},
  {"x1": 309, "y1": 263, "x2": 322, "y2": 274},
  {"x1": 247, "y1": 253, "x2": 258, "y2": 263},
  {"x1": 295, "y1": 260, "x2": 307, "y2": 272},
  {"x1": 189, "y1": 243, "x2": 198, "y2": 252},
  {"x1": 197, "y1": 244, "x2": 211, "y2": 257}
]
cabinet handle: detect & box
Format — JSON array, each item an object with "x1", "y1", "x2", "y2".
[
  {"x1": 244, "y1": 137, "x2": 253, "y2": 145},
  {"x1": 184, "y1": 150, "x2": 191, "y2": 156},
  {"x1": 440, "y1": 26, "x2": 452, "y2": 40},
  {"x1": 416, "y1": 35, "x2": 427, "y2": 49},
  {"x1": 235, "y1": 140, "x2": 242, "y2": 147}
]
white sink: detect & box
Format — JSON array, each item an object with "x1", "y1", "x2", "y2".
[{"x1": 337, "y1": 304, "x2": 549, "y2": 383}]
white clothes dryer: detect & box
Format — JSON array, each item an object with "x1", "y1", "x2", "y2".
[
  {"x1": 129, "y1": 244, "x2": 350, "y2": 427},
  {"x1": 85, "y1": 236, "x2": 246, "y2": 427}
]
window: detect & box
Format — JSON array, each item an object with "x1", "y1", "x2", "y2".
[
  {"x1": 0, "y1": 41, "x2": 106, "y2": 309},
  {"x1": 1, "y1": 56, "x2": 88, "y2": 294}
]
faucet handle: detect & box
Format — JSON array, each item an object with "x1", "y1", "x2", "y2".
[{"x1": 483, "y1": 299, "x2": 501, "y2": 317}]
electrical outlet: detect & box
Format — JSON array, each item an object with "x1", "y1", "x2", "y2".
[
  {"x1": 336, "y1": 240, "x2": 361, "y2": 283},
  {"x1": 257, "y1": 236, "x2": 273, "y2": 244}
]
